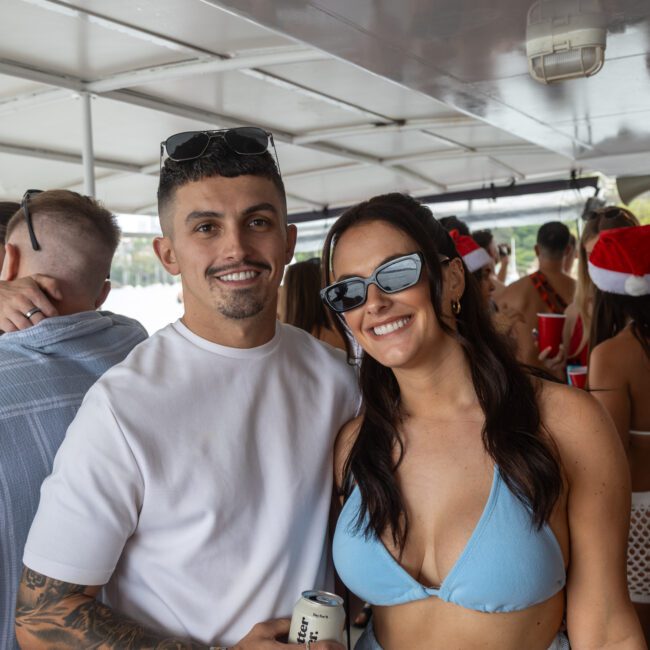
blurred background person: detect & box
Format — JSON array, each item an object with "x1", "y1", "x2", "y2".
[
  {"x1": 587, "y1": 224, "x2": 650, "y2": 641},
  {"x1": 281, "y1": 258, "x2": 346, "y2": 350},
  {"x1": 449, "y1": 229, "x2": 495, "y2": 309},
  {"x1": 473, "y1": 228, "x2": 510, "y2": 289},
  {"x1": 563, "y1": 234, "x2": 577, "y2": 276},
  {"x1": 564, "y1": 207, "x2": 639, "y2": 369},
  {"x1": 497, "y1": 221, "x2": 575, "y2": 367},
  {"x1": 0, "y1": 201, "x2": 20, "y2": 271},
  {"x1": 439, "y1": 215, "x2": 470, "y2": 236}
]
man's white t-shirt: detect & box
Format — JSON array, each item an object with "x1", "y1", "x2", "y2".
[{"x1": 24, "y1": 321, "x2": 358, "y2": 646}]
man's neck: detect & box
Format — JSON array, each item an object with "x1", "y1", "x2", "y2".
[
  {"x1": 181, "y1": 310, "x2": 277, "y2": 349},
  {"x1": 537, "y1": 258, "x2": 565, "y2": 276}
]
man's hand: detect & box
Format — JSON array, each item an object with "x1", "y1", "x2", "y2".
[
  {"x1": 230, "y1": 618, "x2": 345, "y2": 650},
  {"x1": 0, "y1": 275, "x2": 62, "y2": 332}
]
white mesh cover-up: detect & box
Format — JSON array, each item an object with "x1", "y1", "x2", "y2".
[{"x1": 628, "y1": 490, "x2": 650, "y2": 603}]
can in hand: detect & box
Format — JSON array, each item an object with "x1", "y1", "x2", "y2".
[{"x1": 288, "y1": 590, "x2": 345, "y2": 644}]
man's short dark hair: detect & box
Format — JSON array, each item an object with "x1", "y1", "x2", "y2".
[
  {"x1": 0, "y1": 202, "x2": 20, "y2": 244},
  {"x1": 439, "y1": 216, "x2": 470, "y2": 236},
  {"x1": 157, "y1": 138, "x2": 286, "y2": 234},
  {"x1": 6, "y1": 190, "x2": 120, "y2": 255},
  {"x1": 536, "y1": 221, "x2": 570, "y2": 259},
  {"x1": 472, "y1": 229, "x2": 494, "y2": 250}
]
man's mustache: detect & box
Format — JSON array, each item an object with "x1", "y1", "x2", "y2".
[{"x1": 206, "y1": 259, "x2": 272, "y2": 279}]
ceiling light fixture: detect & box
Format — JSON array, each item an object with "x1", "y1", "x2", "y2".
[{"x1": 526, "y1": 0, "x2": 607, "y2": 84}]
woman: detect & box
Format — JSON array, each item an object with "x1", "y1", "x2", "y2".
[
  {"x1": 281, "y1": 258, "x2": 346, "y2": 350},
  {"x1": 587, "y1": 224, "x2": 650, "y2": 641},
  {"x1": 320, "y1": 193, "x2": 643, "y2": 649},
  {"x1": 448, "y1": 229, "x2": 495, "y2": 308},
  {"x1": 563, "y1": 206, "x2": 639, "y2": 367}
]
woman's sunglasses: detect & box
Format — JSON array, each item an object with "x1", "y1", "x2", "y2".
[
  {"x1": 321, "y1": 252, "x2": 425, "y2": 314},
  {"x1": 160, "y1": 126, "x2": 280, "y2": 173}
]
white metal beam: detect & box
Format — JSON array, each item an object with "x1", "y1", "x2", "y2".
[
  {"x1": 20, "y1": 0, "x2": 214, "y2": 57},
  {"x1": 292, "y1": 118, "x2": 475, "y2": 144},
  {"x1": 86, "y1": 48, "x2": 331, "y2": 93},
  {"x1": 0, "y1": 141, "x2": 144, "y2": 173},
  {"x1": 0, "y1": 87, "x2": 73, "y2": 116},
  {"x1": 80, "y1": 92, "x2": 96, "y2": 196}
]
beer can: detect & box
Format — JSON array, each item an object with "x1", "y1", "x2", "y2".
[{"x1": 288, "y1": 590, "x2": 345, "y2": 644}]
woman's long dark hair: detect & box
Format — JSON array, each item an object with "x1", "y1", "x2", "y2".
[
  {"x1": 283, "y1": 259, "x2": 330, "y2": 334},
  {"x1": 322, "y1": 193, "x2": 562, "y2": 550},
  {"x1": 590, "y1": 290, "x2": 650, "y2": 358}
]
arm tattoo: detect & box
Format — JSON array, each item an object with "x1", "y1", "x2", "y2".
[{"x1": 16, "y1": 567, "x2": 207, "y2": 649}]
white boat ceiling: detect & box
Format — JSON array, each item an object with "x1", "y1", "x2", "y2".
[{"x1": 1, "y1": 0, "x2": 649, "y2": 223}]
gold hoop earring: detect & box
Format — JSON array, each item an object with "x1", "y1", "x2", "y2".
[{"x1": 451, "y1": 299, "x2": 461, "y2": 315}]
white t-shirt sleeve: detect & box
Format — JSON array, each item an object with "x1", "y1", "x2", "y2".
[{"x1": 23, "y1": 385, "x2": 144, "y2": 586}]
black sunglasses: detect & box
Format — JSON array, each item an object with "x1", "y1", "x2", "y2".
[
  {"x1": 160, "y1": 126, "x2": 280, "y2": 174},
  {"x1": 22, "y1": 189, "x2": 43, "y2": 251},
  {"x1": 321, "y1": 252, "x2": 427, "y2": 314}
]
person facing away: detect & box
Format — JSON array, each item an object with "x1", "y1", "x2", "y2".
[
  {"x1": 281, "y1": 258, "x2": 346, "y2": 350},
  {"x1": 0, "y1": 190, "x2": 147, "y2": 649},
  {"x1": 14, "y1": 129, "x2": 357, "y2": 650},
  {"x1": 319, "y1": 193, "x2": 644, "y2": 649},
  {"x1": 562, "y1": 207, "x2": 639, "y2": 370},
  {"x1": 497, "y1": 221, "x2": 576, "y2": 366},
  {"x1": 586, "y1": 224, "x2": 650, "y2": 641}
]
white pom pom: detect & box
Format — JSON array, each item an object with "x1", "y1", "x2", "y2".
[{"x1": 625, "y1": 275, "x2": 649, "y2": 296}]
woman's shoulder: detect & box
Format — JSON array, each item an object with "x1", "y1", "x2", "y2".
[{"x1": 592, "y1": 325, "x2": 643, "y2": 360}]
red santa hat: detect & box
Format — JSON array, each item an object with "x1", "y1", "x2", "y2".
[
  {"x1": 449, "y1": 229, "x2": 493, "y2": 273},
  {"x1": 588, "y1": 224, "x2": 650, "y2": 296}
]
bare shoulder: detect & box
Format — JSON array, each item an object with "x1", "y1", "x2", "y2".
[
  {"x1": 537, "y1": 379, "x2": 624, "y2": 477},
  {"x1": 497, "y1": 275, "x2": 529, "y2": 310},
  {"x1": 590, "y1": 328, "x2": 644, "y2": 387},
  {"x1": 333, "y1": 414, "x2": 363, "y2": 491}
]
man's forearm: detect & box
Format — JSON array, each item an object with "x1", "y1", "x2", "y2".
[{"x1": 16, "y1": 567, "x2": 208, "y2": 649}]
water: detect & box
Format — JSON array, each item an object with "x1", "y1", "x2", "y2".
[{"x1": 102, "y1": 283, "x2": 183, "y2": 334}]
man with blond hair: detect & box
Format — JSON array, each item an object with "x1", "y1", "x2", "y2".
[{"x1": 0, "y1": 190, "x2": 147, "y2": 649}]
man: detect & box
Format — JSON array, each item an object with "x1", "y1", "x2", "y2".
[
  {"x1": 496, "y1": 221, "x2": 576, "y2": 366},
  {"x1": 14, "y1": 130, "x2": 357, "y2": 649},
  {"x1": 0, "y1": 190, "x2": 147, "y2": 649}
]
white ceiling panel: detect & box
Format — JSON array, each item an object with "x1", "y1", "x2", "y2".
[
  {"x1": 1, "y1": 0, "x2": 187, "y2": 79},
  {"x1": 262, "y1": 58, "x2": 457, "y2": 121},
  {"x1": 61, "y1": 0, "x2": 294, "y2": 54},
  {"x1": 1, "y1": 0, "x2": 648, "y2": 223},
  {"x1": 0, "y1": 152, "x2": 87, "y2": 198},
  {"x1": 131, "y1": 70, "x2": 372, "y2": 133},
  {"x1": 288, "y1": 164, "x2": 423, "y2": 207}
]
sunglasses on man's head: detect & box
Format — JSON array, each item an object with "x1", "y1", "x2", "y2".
[
  {"x1": 321, "y1": 252, "x2": 428, "y2": 314},
  {"x1": 160, "y1": 126, "x2": 280, "y2": 173},
  {"x1": 22, "y1": 189, "x2": 43, "y2": 251}
]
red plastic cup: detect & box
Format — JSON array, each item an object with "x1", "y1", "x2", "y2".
[
  {"x1": 537, "y1": 313, "x2": 566, "y2": 358},
  {"x1": 568, "y1": 366, "x2": 588, "y2": 389}
]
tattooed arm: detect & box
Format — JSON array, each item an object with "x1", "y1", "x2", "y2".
[{"x1": 15, "y1": 566, "x2": 208, "y2": 649}]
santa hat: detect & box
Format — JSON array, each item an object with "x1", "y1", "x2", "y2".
[
  {"x1": 588, "y1": 224, "x2": 650, "y2": 296},
  {"x1": 449, "y1": 229, "x2": 493, "y2": 273}
]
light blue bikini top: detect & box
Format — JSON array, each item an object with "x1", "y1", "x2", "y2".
[{"x1": 333, "y1": 467, "x2": 566, "y2": 613}]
